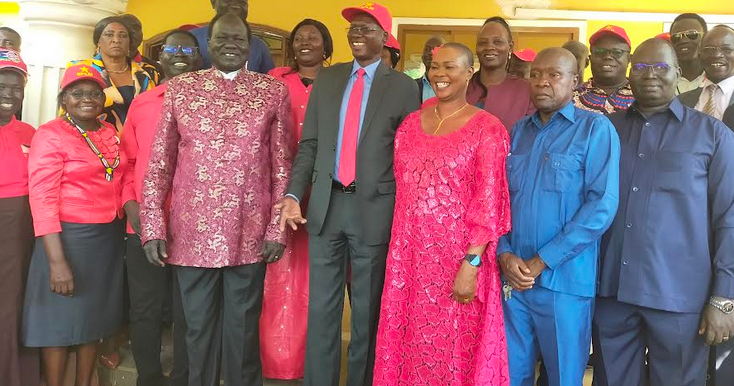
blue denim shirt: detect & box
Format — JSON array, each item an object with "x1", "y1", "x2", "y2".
[
  {"x1": 599, "y1": 99, "x2": 734, "y2": 313},
  {"x1": 497, "y1": 102, "x2": 621, "y2": 298}
]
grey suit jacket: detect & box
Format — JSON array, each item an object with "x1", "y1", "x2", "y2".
[
  {"x1": 678, "y1": 85, "x2": 734, "y2": 110},
  {"x1": 287, "y1": 61, "x2": 421, "y2": 245}
]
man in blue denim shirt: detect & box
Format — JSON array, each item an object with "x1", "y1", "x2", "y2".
[
  {"x1": 593, "y1": 38, "x2": 734, "y2": 386},
  {"x1": 497, "y1": 47, "x2": 620, "y2": 386}
]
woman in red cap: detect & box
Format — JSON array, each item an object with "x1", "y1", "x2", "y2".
[
  {"x1": 0, "y1": 48, "x2": 40, "y2": 386},
  {"x1": 468, "y1": 16, "x2": 535, "y2": 132},
  {"x1": 22, "y1": 64, "x2": 128, "y2": 386},
  {"x1": 263, "y1": 18, "x2": 333, "y2": 380}
]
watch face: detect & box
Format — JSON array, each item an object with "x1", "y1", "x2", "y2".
[{"x1": 724, "y1": 302, "x2": 734, "y2": 313}]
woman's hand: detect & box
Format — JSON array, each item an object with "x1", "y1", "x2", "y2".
[
  {"x1": 452, "y1": 260, "x2": 478, "y2": 304},
  {"x1": 49, "y1": 259, "x2": 74, "y2": 296},
  {"x1": 124, "y1": 200, "x2": 141, "y2": 235}
]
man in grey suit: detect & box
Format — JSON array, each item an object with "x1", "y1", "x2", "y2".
[
  {"x1": 275, "y1": 3, "x2": 420, "y2": 386},
  {"x1": 679, "y1": 25, "x2": 734, "y2": 116}
]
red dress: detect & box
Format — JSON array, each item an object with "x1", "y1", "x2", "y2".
[
  {"x1": 260, "y1": 67, "x2": 311, "y2": 379},
  {"x1": 373, "y1": 110, "x2": 511, "y2": 386}
]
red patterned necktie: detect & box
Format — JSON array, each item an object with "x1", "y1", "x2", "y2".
[{"x1": 338, "y1": 68, "x2": 366, "y2": 186}]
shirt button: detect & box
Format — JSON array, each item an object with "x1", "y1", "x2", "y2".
[
  {"x1": 299, "y1": 122, "x2": 303, "y2": 126},
  {"x1": 626, "y1": 222, "x2": 633, "y2": 228},
  {"x1": 638, "y1": 153, "x2": 645, "y2": 159},
  {"x1": 645, "y1": 122, "x2": 650, "y2": 127},
  {"x1": 623, "y1": 261, "x2": 629, "y2": 265},
  {"x1": 544, "y1": 154, "x2": 549, "y2": 160},
  {"x1": 300, "y1": 105, "x2": 305, "y2": 109},
  {"x1": 632, "y1": 186, "x2": 639, "y2": 192},
  {"x1": 554, "y1": 161, "x2": 560, "y2": 167}
]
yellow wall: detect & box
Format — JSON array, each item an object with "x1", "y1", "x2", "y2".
[{"x1": 554, "y1": 0, "x2": 734, "y2": 14}]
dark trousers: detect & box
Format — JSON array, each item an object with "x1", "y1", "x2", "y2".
[
  {"x1": 593, "y1": 297, "x2": 708, "y2": 386},
  {"x1": 304, "y1": 191, "x2": 389, "y2": 386},
  {"x1": 126, "y1": 234, "x2": 188, "y2": 386},
  {"x1": 176, "y1": 263, "x2": 266, "y2": 386},
  {"x1": 708, "y1": 341, "x2": 733, "y2": 386}
]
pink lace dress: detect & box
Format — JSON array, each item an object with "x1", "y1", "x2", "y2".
[{"x1": 373, "y1": 110, "x2": 511, "y2": 386}]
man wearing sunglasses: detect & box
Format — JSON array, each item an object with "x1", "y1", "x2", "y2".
[
  {"x1": 190, "y1": 0, "x2": 275, "y2": 73},
  {"x1": 120, "y1": 29, "x2": 202, "y2": 386},
  {"x1": 680, "y1": 25, "x2": 734, "y2": 120},
  {"x1": 594, "y1": 37, "x2": 734, "y2": 386},
  {"x1": 670, "y1": 13, "x2": 708, "y2": 95},
  {"x1": 573, "y1": 25, "x2": 635, "y2": 115}
]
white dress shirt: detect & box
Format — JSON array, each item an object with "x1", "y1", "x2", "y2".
[{"x1": 695, "y1": 75, "x2": 734, "y2": 120}]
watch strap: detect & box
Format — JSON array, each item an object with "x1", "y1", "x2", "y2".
[
  {"x1": 709, "y1": 297, "x2": 734, "y2": 314},
  {"x1": 464, "y1": 253, "x2": 481, "y2": 267}
]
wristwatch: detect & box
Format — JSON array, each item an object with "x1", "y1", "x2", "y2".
[
  {"x1": 464, "y1": 254, "x2": 482, "y2": 267},
  {"x1": 709, "y1": 297, "x2": 734, "y2": 314}
]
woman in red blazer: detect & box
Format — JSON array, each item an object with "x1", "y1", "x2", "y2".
[{"x1": 22, "y1": 64, "x2": 128, "y2": 386}]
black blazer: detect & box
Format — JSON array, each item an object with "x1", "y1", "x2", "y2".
[
  {"x1": 678, "y1": 85, "x2": 734, "y2": 110},
  {"x1": 287, "y1": 62, "x2": 421, "y2": 245}
]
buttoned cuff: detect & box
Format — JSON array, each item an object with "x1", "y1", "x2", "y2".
[
  {"x1": 537, "y1": 243, "x2": 565, "y2": 270},
  {"x1": 140, "y1": 208, "x2": 166, "y2": 244},
  {"x1": 33, "y1": 218, "x2": 62, "y2": 237},
  {"x1": 712, "y1": 273, "x2": 734, "y2": 300}
]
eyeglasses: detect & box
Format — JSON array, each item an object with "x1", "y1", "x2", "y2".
[
  {"x1": 630, "y1": 62, "x2": 672, "y2": 75},
  {"x1": 346, "y1": 26, "x2": 380, "y2": 36},
  {"x1": 161, "y1": 44, "x2": 198, "y2": 56},
  {"x1": 66, "y1": 90, "x2": 105, "y2": 100},
  {"x1": 700, "y1": 46, "x2": 734, "y2": 56},
  {"x1": 670, "y1": 30, "x2": 701, "y2": 44},
  {"x1": 591, "y1": 47, "x2": 630, "y2": 59}
]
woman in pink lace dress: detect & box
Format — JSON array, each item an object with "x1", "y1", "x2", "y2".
[{"x1": 374, "y1": 43, "x2": 511, "y2": 386}]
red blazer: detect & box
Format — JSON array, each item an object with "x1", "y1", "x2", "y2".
[{"x1": 28, "y1": 117, "x2": 128, "y2": 236}]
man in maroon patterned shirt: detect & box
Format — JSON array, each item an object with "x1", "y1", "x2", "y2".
[{"x1": 140, "y1": 13, "x2": 292, "y2": 386}]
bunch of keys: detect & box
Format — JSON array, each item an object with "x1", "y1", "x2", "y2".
[{"x1": 502, "y1": 282, "x2": 513, "y2": 301}]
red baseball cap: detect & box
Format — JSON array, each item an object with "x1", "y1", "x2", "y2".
[
  {"x1": 0, "y1": 49, "x2": 27, "y2": 76},
  {"x1": 177, "y1": 24, "x2": 201, "y2": 31},
  {"x1": 656, "y1": 32, "x2": 671, "y2": 41},
  {"x1": 385, "y1": 33, "x2": 400, "y2": 50},
  {"x1": 342, "y1": 2, "x2": 392, "y2": 34},
  {"x1": 60, "y1": 64, "x2": 107, "y2": 91},
  {"x1": 513, "y1": 48, "x2": 537, "y2": 62},
  {"x1": 589, "y1": 25, "x2": 631, "y2": 47}
]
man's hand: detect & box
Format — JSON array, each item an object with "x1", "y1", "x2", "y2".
[
  {"x1": 143, "y1": 239, "x2": 168, "y2": 267},
  {"x1": 498, "y1": 252, "x2": 535, "y2": 291},
  {"x1": 124, "y1": 200, "x2": 142, "y2": 235},
  {"x1": 49, "y1": 259, "x2": 74, "y2": 296},
  {"x1": 525, "y1": 255, "x2": 547, "y2": 279},
  {"x1": 275, "y1": 197, "x2": 307, "y2": 232},
  {"x1": 260, "y1": 240, "x2": 286, "y2": 263},
  {"x1": 452, "y1": 260, "x2": 478, "y2": 304},
  {"x1": 699, "y1": 297, "x2": 734, "y2": 346}
]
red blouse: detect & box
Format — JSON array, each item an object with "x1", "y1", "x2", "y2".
[
  {"x1": 0, "y1": 117, "x2": 36, "y2": 198},
  {"x1": 28, "y1": 117, "x2": 128, "y2": 236}
]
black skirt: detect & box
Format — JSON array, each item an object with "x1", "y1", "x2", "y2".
[{"x1": 22, "y1": 220, "x2": 124, "y2": 347}]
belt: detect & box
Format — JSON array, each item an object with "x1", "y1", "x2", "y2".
[{"x1": 332, "y1": 180, "x2": 357, "y2": 194}]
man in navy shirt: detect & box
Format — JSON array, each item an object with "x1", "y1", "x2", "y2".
[
  {"x1": 594, "y1": 38, "x2": 734, "y2": 386},
  {"x1": 191, "y1": 0, "x2": 275, "y2": 73}
]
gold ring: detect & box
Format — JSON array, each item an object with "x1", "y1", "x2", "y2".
[{"x1": 724, "y1": 336, "x2": 730, "y2": 341}]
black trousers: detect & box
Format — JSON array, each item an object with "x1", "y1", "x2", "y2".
[
  {"x1": 304, "y1": 191, "x2": 389, "y2": 386},
  {"x1": 176, "y1": 262, "x2": 266, "y2": 386},
  {"x1": 126, "y1": 234, "x2": 188, "y2": 386},
  {"x1": 708, "y1": 342, "x2": 733, "y2": 386}
]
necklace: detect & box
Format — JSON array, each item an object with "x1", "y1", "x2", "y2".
[
  {"x1": 106, "y1": 63, "x2": 129, "y2": 74},
  {"x1": 66, "y1": 114, "x2": 120, "y2": 182},
  {"x1": 433, "y1": 103, "x2": 469, "y2": 135}
]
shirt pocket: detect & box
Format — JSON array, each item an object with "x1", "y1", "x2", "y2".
[
  {"x1": 506, "y1": 154, "x2": 526, "y2": 192},
  {"x1": 542, "y1": 153, "x2": 583, "y2": 192},
  {"x1": 653, "y1": 151, "x2": 694, "y2": 194}
]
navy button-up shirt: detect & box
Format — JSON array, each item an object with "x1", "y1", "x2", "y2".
[
  {"x1": 497, "y1": 102, "x2": 620, "y2": 298},
  {"x1": 600, "y1": 99, "x2": 734, "y2": 313}
]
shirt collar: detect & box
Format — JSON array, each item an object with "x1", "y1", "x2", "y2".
[
  {"x1": 532, "y1": 101, "x2": 576, "y2": 128},
  {"x1": 628, "y1": 98, "x2": 684, "y2": 122},
  {"x1": 584, "y1": 78, "x2": 632, "y2": 95},
  {"x1": 351, "y1": 59, "x2": 382, "y2": 80},
  {"x1": 703, "y1": 74, "x2": 734, "y2": 94},
  {"x1": 218, "y1": 69, "x2": 241, "y2": 80}
]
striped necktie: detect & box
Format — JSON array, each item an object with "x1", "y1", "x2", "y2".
[{"x1": 702, "y1": 84, "x2": 719, "y2": 117}]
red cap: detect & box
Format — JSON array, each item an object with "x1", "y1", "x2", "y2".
[
  {"x1": 656, "y1": 32, "x2": 671, "y2": 41},
  {"x1": 60, "y1": 64, "x2": 107, "y2": 91},
  {"x1": 513, "y1": 48, "x2": 537, "y2": 62},
  {"x1": 177, "y1": 24, "x2": 201, "y2": 31},
  {"x1": 0, "y1": 49, "x2": 27, "y2": 76},
  {"x1": 385, "y1": 33, "x2": 400, "y2": 50},
  {"x1": 589, "y1": 25, "x2": 631, "y2": 46},
  {"x1": 342, "y1": 2, "x2": 392, "y2": 34}
]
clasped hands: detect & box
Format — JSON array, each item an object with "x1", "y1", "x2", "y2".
[{"x1": 498, "y1": 252, "x2": 546, "y2": 291}]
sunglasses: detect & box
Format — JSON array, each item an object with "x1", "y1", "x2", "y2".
[
  {"x1": 630, "y1": 62, "x2": 672, "y2": 75},
  {"x1": 591, "y1": 47, "x2": 630, "y2": 59},
  {"x1": 67, "y1": 90, "x2": 105, "y2": 100},
  {"x1": 161, "y1": 44, "x2": 198, "y2": 56},
  {"x1": 671, "y1": 30, "x2": 701, "y2": 44}
]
